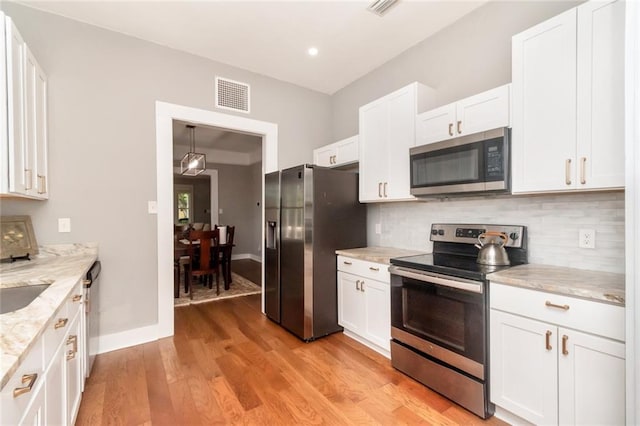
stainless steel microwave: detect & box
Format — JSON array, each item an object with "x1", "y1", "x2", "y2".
[{"x1": 410, "y1": 127, "x2": 510, "y2": 197}]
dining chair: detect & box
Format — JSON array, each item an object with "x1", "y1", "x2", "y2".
[
  {"x1": 174, "y1": 230, "x2": 191, "y2": 297},
  {"x1": 187, "y1": 229, "x2": 221, "y2": 295},
  {"x1": 221, "y1": 225, "x2": 235, "y2": 288}
]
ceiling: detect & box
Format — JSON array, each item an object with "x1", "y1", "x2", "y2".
[
  {"x1": 20, "y1": 0, "x2": 488, "y2": 95},
  {"x1": 172, "y1": 120, "x2": 262, "y2": 160}
]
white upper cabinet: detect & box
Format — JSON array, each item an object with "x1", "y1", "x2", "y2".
[
  {"x1": 1, "y1": 13, "x2": 49, "y2": 200},
  {"x1": 359, "y1": 82, "x2": 435, "y2": 202},
  {"x1": 416, "y1": 84, "x2": 510, "y2": 146},
  {"x1": 313, "y1": 135, "x2": 358, "y2": 168},
  {"x1": 512, "y1": 0, "x2": 624, "y2": 193}
]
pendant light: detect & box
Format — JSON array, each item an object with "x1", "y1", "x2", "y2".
[{"x1": 180, "y1": 124, "x2": 206, "y2": 176}]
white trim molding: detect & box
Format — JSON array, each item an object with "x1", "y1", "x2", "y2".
[
  {"x1": 626, "y1": 0, "x2": 640, "y2": 423},
  {"x1": 97, "y1": 324, "x2": 159, "y2": 355},
  {"x1": 156, "y1": 101, "x2": 277, "y2": 340}
]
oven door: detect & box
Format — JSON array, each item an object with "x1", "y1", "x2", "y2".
[{"x1": 389, "y1": 266, "x2": 486, "y2": 379}]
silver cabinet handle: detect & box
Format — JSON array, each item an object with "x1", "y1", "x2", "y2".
[
  {"x1": 343, "y1": 261, "x2": 352, "y2": 265},
  {"x1": 457, "y1": 120, "x2": 462, "y2": 134},
  {"x1": 360, "y1": 281, "x2": 365, "y2": 292},
  {"x1": 580, "y1": 157, "x2": 586, "y2": 185},
  {"x1": 378, "y1": 182, "x2": 382, "y2": 198},
  {"x1": 369, "y1": 266, "x2": 379, "y2": 271},
  {"x1": 565, "y1": 159, "x2": 572, "y2": 185},
  {"x1": 24, "y1": 169, "x2": 33, "y2": 190},
  {"x1": 355, "y1": 280, "x2": 360, "y2": 291},
  {"x1": 383, "y1": 182, "x2": 388, "y2": 198},
  {"x1": 37, "y1": 175, "x2": 47, "y2": 194},
  {"x1": 448, "y1": 123, "x2": 453, "y2": 136}
]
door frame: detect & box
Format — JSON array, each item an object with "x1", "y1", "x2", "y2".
[{"x1": 156, "y1": 101, "x2": 278, "y2": 339}]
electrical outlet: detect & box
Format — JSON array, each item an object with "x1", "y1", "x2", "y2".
[
  {"x1": 58, "y1": 218, "x2": 71, "y2": 233},
  {"x1": 579, "y1": 229, "x2": 596, "y2": 249},
  {"x1": 148, "y1": 201, "x2": 157, "y2": 214},
  {"x1": 375, "y1": 223, "x2": 382, "y2": 235}
]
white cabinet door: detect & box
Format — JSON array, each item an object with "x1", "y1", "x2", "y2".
[
  {"x1": 334, "y1": 135, "x2": 358, "y2": 166},
  {"x1": 24, "y1": 47, "x2": 39, "y2": 198},
  {"x1": 66, "y1": 308, "x2": 83, "y2": 425},
  {"x1": 33, "y1": 57, "x2": 48, "y2": 198},
  {"x1": 490, "y1": 310, "x2": 558, "y2": 425},
  {"x1": 576, "y1": 0, "x2": 625, "y2": 190},
  {"x1": 512, "y1": 8, "x2": 577, "y2": 193},
  {"x1": 45, "y1": 340, "x2": 66, "y2": 426},
  {"x1": 455, "y1": 84, "x2": 510, "y2": 136},
  {"x1": 359, "y1": 98, "x2": 388, "y2": 202},
  {"x1": 558, "y1": 327, "x2": 625, "y2": 426},
  {"x1": 18, "y1": 381, "x2": 45, "y2": 426},
  {"x1": 415, "y1": 103, "x2": 456, "y2": 146},
  {"x1": 6, "y1": 17, "x2": 29, "y2": 195},
  {"x1": 313, "y1": 145, "x2": 335, "y2": 168},
  {"x1": 386, "y1": 86, "x2": 416, "y2": 200},
  {"x1": 338, "y1": 272, "x2": 364, "y2": 334},
  {"x1": 362, "y1": 278, "x2": 390, "y2": 351}
]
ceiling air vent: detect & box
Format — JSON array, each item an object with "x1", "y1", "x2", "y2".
[
  {"x1": 367, "y1": 0, "x2": 399, "y2": 16},
  {"x1": 216, "y1": 76, "x2": 250, "y2": 114}
]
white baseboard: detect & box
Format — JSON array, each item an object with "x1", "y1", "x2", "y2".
[
  {"x1": 97, "y1": 324, "x2": 158, "y2": 354},
  {"x1": 342, "y1": 329, "x2": 390, "y2": 359},
  {"x1": 231, "y1": 253, "x2": 261, "y2": 262}
]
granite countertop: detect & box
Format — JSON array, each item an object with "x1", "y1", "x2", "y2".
[
  {"x1": 336, "y1": 246, "x2": 427, "y2": 265},
  {"x1": 487, "y1": 264, "x2": 625, "y2": 306},
  {"x1": 0, "y1": 243, "x2": 98, "y2": 390}
]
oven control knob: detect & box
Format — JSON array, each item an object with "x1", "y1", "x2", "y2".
[
  {"x1": 438, "y1": 229, "x2": 445, "y2": 236},
  {"x1": 509, "y1": 232, "x2": 519, "y2": 241},
  {"x1": 431, "y1": 229, "x2": 438, "y2": 236}
]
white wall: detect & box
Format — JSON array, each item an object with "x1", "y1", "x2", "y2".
[
  {"x1": 0, "y1": 2, "x2": 331, "y2": 336},
  {"x1": 331, "y1": 0, "x2": 582, "y2": 140}
]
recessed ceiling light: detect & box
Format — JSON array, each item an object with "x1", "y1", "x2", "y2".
[{"x1": 307, "y1": 47, "x2": 319, "y2": 57}]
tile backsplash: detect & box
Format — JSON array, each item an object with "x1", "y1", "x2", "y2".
[{"x1": 367, "y1": 191, "x2": 625, "y2": 274}]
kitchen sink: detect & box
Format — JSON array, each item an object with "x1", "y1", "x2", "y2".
[{"x1": 0, "y1": 284, "x2": 51, "y2": 314}]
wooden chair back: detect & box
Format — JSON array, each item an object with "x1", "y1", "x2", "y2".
[{"x1": 187, "y1": 229, "x2": 221, "y2": 294}]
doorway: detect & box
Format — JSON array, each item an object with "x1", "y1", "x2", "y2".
[{"x1": 155, "y1": 101, "x2": 278, "y2": 339}]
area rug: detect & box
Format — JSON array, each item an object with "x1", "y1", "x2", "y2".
[{"x1": 174, "y1": 272, "x2": 261, "y2": 307}]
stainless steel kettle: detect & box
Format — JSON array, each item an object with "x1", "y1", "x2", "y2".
[{"x1": 475, "y1": 231, "x2": 510, "y2": 266}]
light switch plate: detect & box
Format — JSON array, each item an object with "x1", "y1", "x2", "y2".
[
  {"x1": 375, "y1": 223, "x2": 382, "y2": 235},
  {"x1": 58, "y1": 218, "x2": 71, "y2": 233},
  {"x1": 148, "y1": 201, "x2": 158, "y2": 214}
]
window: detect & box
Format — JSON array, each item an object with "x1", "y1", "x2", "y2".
[{"x1": 174, "y1": 184, "x2": 194, "y2": 224}]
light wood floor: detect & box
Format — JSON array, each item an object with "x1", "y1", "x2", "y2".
[{"x1": 76, "y1": 294, "x2": 506, "y2": 425}]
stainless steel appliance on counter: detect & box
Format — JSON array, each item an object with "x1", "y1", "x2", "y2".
[
  {"x1": 83, "y1": 260, "x2": 101, "y2": 377},
  {"x1": 264, "y1": 165, "x2": 366, "y2": 341},
  {"x1": 389, "y1": 223, "x2": 527, "y2": 418},
  {"x1": 410, "y1": 127, "x2": 510, "y2": 197}
]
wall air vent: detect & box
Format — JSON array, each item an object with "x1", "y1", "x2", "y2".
[
  {"x1": 215, "y1": 76, "x2": 250, "y2": 114},
  {"x1": 367, "y1": 0, "x2": 399, "y2": 16}
]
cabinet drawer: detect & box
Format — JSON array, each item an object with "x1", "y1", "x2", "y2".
[
  {"x1": 337, "y1": 256, "x2": 389, "y2": 283},
  {"x1": 44, "y1": 282, "x2": 83, "y2": 363},
  {"x1": 0, "y1": 338, "x2": 44, "y2": 425},
  {"x1": 490, "y1": 282, "x2": 624, "y2": 341}
]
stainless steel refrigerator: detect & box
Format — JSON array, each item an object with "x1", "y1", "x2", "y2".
[{"x1": 264, "y1": 164, "x2": 366, "y2": 341}]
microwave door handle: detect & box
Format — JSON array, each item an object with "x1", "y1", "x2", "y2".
[{"x1": 389, "y1": 266, "x2": 484, "y2": 294}]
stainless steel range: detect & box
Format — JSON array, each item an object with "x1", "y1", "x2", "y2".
[{"x1": 389, "y1": 223, "x2": 527, "y2": 419}]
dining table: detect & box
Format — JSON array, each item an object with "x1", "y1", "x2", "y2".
[{"x1": 175, "y1": 239, "x2": 235, "y2": 290}]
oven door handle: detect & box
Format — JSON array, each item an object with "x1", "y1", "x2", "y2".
[{"x1": 389, "y1": 266, "x2": 484, "y2": 294}]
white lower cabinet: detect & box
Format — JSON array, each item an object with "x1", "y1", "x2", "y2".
[
  {"x1": 490, "y1": 283, "x2": 625, "y2": 425},
  {"x1": 1, "y1": 280, "x2": 86, "y2": 425},
  {"x1": 337, "y1": 256, "x2": 391, "y2": 356}
]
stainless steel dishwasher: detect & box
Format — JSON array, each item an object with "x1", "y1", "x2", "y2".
[{"x1": 83, "y1": 260, "x2": 101, "y2": 377}]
